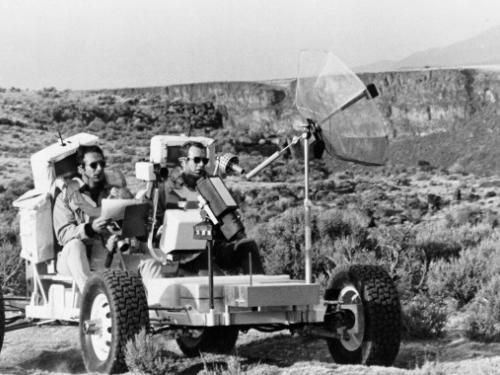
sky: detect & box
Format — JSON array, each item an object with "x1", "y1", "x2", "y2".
[{"x1": 1, "y1": 0, "x2": 500, "y2": 90}]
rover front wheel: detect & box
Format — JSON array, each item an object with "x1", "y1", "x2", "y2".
[
  {"x1": 176, "y1": 327, "x2": 239, "y2": 357},
  {"x1": 324, "y1": 264, "x2": 401, "y2": 366},
  {"x1": 79, "y1": 270, "x2": 149, "y2": 374}
]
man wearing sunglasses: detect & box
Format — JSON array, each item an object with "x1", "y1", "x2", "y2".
[
  {"x1": 160, "y1": 142, "x2": 264, "y2": 275},
  {"x1": 160, "y1": 141, "x2": 210, "y2": 207},
  {"x1": 53, "y1": 145, "x2": 161, "y2": 292}
]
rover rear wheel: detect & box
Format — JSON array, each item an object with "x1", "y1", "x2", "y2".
[
  {"x1": 324, "y1": 264, "x2": 401, "y2": 366},
  {"x1": 80, "y1": 270, "x2": 149, "y2": 374},
  {"x1": 176, "y1": 327, "x2": 239, "y2": 357}
]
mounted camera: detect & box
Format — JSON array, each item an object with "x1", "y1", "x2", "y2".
[{"x1": 196, "y1": 175, "x2": 244, "y2": 241}]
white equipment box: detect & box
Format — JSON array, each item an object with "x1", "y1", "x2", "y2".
[
  {"x1": 13, "y1": 190, "x2": 54, "y2": 263},
  {"x1": 160, "y1": 209, "x2": 206, "y2": 253}
]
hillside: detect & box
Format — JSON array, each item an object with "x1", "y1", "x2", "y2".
[{"x1": 356, "y1": 25, "x2": 500, "y2": 72}]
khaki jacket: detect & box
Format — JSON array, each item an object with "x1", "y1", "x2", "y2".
[{"x1": 53, "y1": 172, "x2": 126, "y2": 247}]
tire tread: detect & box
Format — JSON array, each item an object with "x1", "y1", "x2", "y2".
[
  {"x1": 80, "y1": 269, "x2": 149, "y2": 374},
  {"x1": 325, "y1": 264, "x2": 401, "y2": 366}
]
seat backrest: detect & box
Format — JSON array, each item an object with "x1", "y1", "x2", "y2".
[
  {"x1": 31, "y1": 133, "x2": 98, "y2": 193},
  {"x1": 150, "y1": 135, "x2": 216, "y2": 169}
]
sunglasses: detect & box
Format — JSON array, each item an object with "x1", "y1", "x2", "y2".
[
  {"x1": 88, "y1": 160, "x2": 106, "y2": 170},
  {"x1": 189, "y1": 157, "x2": 209, "y2": 165}
]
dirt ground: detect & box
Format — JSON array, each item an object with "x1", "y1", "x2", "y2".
[{"x1": 1, "y1": 324, "x2": 500, "y2": 375}]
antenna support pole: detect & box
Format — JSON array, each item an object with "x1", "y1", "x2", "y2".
[
  {"x1": 302, "y1": 129, "x2": 312, "y2": 284},
  {"x1": 244, "y1": 121, "x2": 315, "y2": 284}
]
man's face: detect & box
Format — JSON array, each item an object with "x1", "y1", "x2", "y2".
[
  {"x1": 80, "y1": 152, "x2": 106, "y2": 186},
  {"x1": 183, "y1": 146, "x2": 208, "y2": 178}
]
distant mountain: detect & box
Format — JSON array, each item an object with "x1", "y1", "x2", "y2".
[{"x1": 356, "y1": 25, "x2": 500, "y2": 72}]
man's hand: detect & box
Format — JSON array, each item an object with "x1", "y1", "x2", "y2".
[
  {"x1": 107, "y1": 221, "x2": 121, "y2": 235},
  {"x1": 91, "y1": 216, "x2": 110, "y2": 234}
]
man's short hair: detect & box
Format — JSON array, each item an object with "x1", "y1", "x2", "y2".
[
  {"x1": 76, "y1": 145, "x2": 105, "y2": 166},
  {"x1": 181, "y1": 141, "x2": 206, "y2": 156}
]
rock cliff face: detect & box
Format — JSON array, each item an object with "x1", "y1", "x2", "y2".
[
  {"x1": 362, "y1": 68, "x2": 500, "y2": 138},
  {"x1": 101, "y1": 81, "x2": 298, "y2": 136},
  {"x1": 103, "y1": 67, "x2": 500, "y2": 142}
]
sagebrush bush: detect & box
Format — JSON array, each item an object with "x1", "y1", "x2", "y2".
[
  {"x1": 331, "y1": 236, "x2": 367, "y2": 264},
  {"x1": 0, "y1": 184, "x2": 27, "y2": 295},
  {"x1": 427, "y1": 233, "x2": 500, "y2": 308},
  {"x1": 402, "y1": 294, "x2": 448, "y2": 339},
  {"x1": 427, "y1": 252, "x2": 484, "y2": 308},
  {"x1": 415, "y1": 221, "x2": 462, "y2": 261},
  {"x1": 317, "y1": 207, "x2": 372, "y2": 245},
  {"x1": 402, "y1": 221, "x2": 464, "y2": 295},
  {"x1": 444, "y1": 203, "x2": 488, "y2": 227},
  {"x1": 449, "y1": 222, "x2": 494, "y2": 248},
  {"x1": 125, "y1": 329, "x2": 174, "y2": 375},
  {"x1": 251, "y1": 206, "x2": 379, "y2": 283},
  {"x1": 0, "y1": 240, "x2": 24, "y2": 294},
  {"x1": 252, "y1": 207, "x2": 318, "y2": 280},
  {"x1": 0, "y1": 177, "x2": 34, "y2": 212},
  {"x1": 464, "y1": 274, "x2": 500, "y2": 342}
]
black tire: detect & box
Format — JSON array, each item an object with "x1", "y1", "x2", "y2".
[
  {"x1": 324, "y1": 264, "x2": 401, "y2": 366},
  {"x1": 79, "y1": 270, "x2": 149, "y2": 374},
  {"x1": 176, "y1": 327, "x2": 239, "y2": 357},
  {"x1": 0, "y1": 285, "x2": 4, "y2": 354}
]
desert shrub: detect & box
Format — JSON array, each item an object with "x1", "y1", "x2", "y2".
[
  {"x1": 426, "y1": 248, "x2": 490, "y2": 308},
  {"x1": 238, "y1": 185, "x2": 301, "y2": 225},
  {"x1": 331, "y1": 236, "x2": 373, "y2": 265},
  {"x1": 125, "y1": 329, "x2": 175, "y2": 375},
  {"x1": 0, "y1": 177, "x2": 34, "y2": 213},
  {"x1": 200, "y1": 354, "x2": 242, "y2": 375},
  {"x1": 252, "y1": 206, "x2": 380, "y2": 283},
  {"x1": 448, "y1": 222, "x2": 494, "y2": 248},
  {"x1": 407, "y1": 222, "x2": 463, "y2": 293},
  {"x1": 316, "y1": 208, "x2": 373, "y2": 250},
  {"x1": 402, "y1": 294, "x2": 448, "y2": 339},
  {"x1": 464, "y1": 274, "x2": 500, "y2": 342},
  {"x1": 0, "y1": 240, "x2": 24, "y2": 294},
  {"x1": 415, "y1": 222, "x2": 462, "y2": 260},
  {"x1": 252, "y1": 207, "x2": 317, "y2": 279},
  {"x1": 444, "y1": 203, "x2": 486, "y2": 227},
  {"x1": 426, "y1": 231, "x2": 500, "y2": 307}
]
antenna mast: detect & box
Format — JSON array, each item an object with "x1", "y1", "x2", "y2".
[{"x1": 57, "y1": 130, "x2": 66, "y2": 146}]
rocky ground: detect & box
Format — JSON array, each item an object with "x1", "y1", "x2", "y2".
[{"x1": 1, "y1": 324, "x2": 500, "y2": 375}]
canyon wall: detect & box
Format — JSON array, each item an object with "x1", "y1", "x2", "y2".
[
  {"x1": 362, "y1": 68, "x2": 500, "y2": 138},
  {"x1": 101, "y1": 67, "x2": 500, "y2": 140}
]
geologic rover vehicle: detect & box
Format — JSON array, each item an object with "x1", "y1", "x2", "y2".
[{"x1": 0, "y1": 51, "x2": 400, "y2": 373}]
